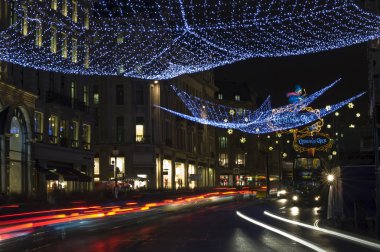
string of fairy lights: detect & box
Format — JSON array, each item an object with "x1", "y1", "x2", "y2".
[
  {"x1": 1, "y1": 0, "x2": 380, "y2": 79},
  {"x1": 155, "y1": 79, "x2": 365, "y2": 134}
]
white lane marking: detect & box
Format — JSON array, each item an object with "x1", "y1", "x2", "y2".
[
  {"x1": 264, "y1": 211, "x2": 380, "y2": 250},
  {"x1": 236, "y1": 211, "x2": 326, "y2": 252}
]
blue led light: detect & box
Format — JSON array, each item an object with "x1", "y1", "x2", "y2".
[
  {"x1": 156, "y1": 79, "x2": 365, "y2": 134},
  {"x1": 1, "y1": 1, "x2": 380, "y2": 79}
]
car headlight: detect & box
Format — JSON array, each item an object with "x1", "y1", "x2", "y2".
[
  {"x1": 314, "y1": 196, "x2": 320, "y2": 201},
  {"x1": 292, "y1": 195, "x2": 298, "y2": 201}
]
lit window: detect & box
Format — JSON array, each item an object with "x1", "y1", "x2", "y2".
[
  {"x1": 71, "y1": 121, "x2": 79, "y2": 147},
  {"x1": 35, "y1": 21, "x2": 42, "y2": 47},
  {"x1": 22, "y1": 6, "x2": 28, "y2": 36},
  {"x1": 51, "y1": 0, "x2": 57, "y2": 10},
  {"x1": 117, "y1": 36, "x2": 124, "y2": 44},
  {"x1": 235, "y1": 153, "x2": 245, "y2": 165},
  {"x1": 50, "y1": 26, "x2": 57, "y2": 53},
  {"x1": 136, "y1": 125, "x2": 144, "y2": 142},
  {"x1": 94, "y1": 157, "x2": 99, "y2": 175},
  {"x1": 72, "y1": 38, "x2": 77, "y2": 63},
  {"x1": 235, "y1": 94, "x2": 240, "y2": 101},
  {"x1": 219, "y1": 153, "x2": 228, "y2": 167},
  {"x1": 70, "y1": 81, "x2": 76, "y2": 107},
  {"x1": 62, "y1": 0, "x2": 68, "y2": 16},
  {"x1": 84, "y1": 44, "x2": 90, "y2": 68},
  {"x1": 82, "y1": 124, "x2": 91, "y2": 150},
  {"x1": 84, "y1": 9, "x2": 90, "y2": 29},
  {"x1": 34, "y1": 111, "x2": 44, "y2": 142},
  {"x1": 218, "y1": 136, "x2": 228, "y2": 148},
  {"x1": 218, "y1": 93, "x2": 223, "y2": 100},
  {"x1": 61, "y1": 32, "x2": 67, "y2": 58},
  {"x1": 48, "y1": 115, "x2": 59, "y2": 144},
  {"x1": 93, "y1": 85, "x2": 99, "y2": 105},
  {"x1": 59, "y1": 119, "x2": 69, "y2": 146},
  {"x1": 72, "y1": 0, "x2": 78, "y2": 23},
  {"x1": 83, "y1": 84, "x2": 89, "y2": 106}
]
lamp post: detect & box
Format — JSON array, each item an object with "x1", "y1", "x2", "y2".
[{"x1": 112, "y1": 147, "x2": 119, "y2": 188}]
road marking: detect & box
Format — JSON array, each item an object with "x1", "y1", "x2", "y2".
[
  {"x1": 236, "y1": 211, "x2": 326, "y2": 252},
  {"x1": 264, "y1": 211, "x2": 380, "y2": 250}
]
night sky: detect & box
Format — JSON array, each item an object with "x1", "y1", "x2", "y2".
[{"x1": 214, "y1": 43, "x2": 369, "y2": 110}]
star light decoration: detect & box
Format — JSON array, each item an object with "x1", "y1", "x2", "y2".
[
  {"x1": 1, "y1": 0, "x2": 380, "y2": 79},
  {"x1": 155, "y1": 79, "x2": 365, "y2": 134}
]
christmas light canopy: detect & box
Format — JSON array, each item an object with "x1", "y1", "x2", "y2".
[
  {"x1": 1, "y1": 0, "x2": 380, "y2": 79},
  {"x1": 155, "y1": 79, "x2": 365, "y2": 134}
]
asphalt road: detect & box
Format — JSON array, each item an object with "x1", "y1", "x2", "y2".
[{"x1": 1, "y1": 197, "x2": 379, "y2": 252}]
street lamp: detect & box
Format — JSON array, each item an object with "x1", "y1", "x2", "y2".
[
  {"x1": 327, "y1": 174, "x2": 335, "y2": 184},
  {"x1": 112, "y1": 147, "x2": 119, "y2": 188}
]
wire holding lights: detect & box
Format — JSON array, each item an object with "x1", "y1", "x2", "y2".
[{"x1": 0, "y1": 0, "x2": 380, "y2": 79}]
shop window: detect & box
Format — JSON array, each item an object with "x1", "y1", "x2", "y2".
[{"x1": 163, "y1": 159, "x2": 172, "y2": 189}]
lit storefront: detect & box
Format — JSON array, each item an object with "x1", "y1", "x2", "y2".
[
  {"x1": 163, "y1": 159, "x2": 172, "y2": 189},
  {"x1": 219, "y1": 175, "x2": 233, "y2": 186},
  {"x1": 175, "y1": 162, "x2": 185, "y2": 189},
  {"x1": 188, "y1": 164, "x2": 196, "y2": 189}
]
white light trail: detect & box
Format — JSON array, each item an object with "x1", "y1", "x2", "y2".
[
  {"x1": 236, "y1": 211, "x2": 326, "y2": 252},
  {"x1": 264, "y1": 211, "x2": 380, "y2": 250}
]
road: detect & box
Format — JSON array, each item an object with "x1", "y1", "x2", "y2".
[{"x1": 1, "y1": 195, "x2": 379, "y2": 252}]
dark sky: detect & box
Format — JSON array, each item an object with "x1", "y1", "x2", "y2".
[{"x1": 214, "y1": 43, "x2": 369, "y2": 109}]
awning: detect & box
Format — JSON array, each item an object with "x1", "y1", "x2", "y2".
[
  {"x1": 36, "y1": 165, "x2": 59, "y2": 180},
  {"x1": 53, "y1": 167, "x2": 78, "y2": 181},
  {"x1": 69, "y1": 169, "x2": 92, "y2": 182}
]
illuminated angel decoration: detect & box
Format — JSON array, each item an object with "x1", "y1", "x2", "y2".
[
  {"x1": 155, "y1": 79, "x2": 365, "y2": 134},
  {"x1": 0, "y1": 0, "x2": 380, "y2": 79}
]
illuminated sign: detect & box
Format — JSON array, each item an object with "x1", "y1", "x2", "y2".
[{"x1": 293, "y1": 132, "x2": 333, "y2": 153}]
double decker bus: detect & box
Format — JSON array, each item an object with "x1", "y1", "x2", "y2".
[{"x1": 291, "y1": 157, "x2": 324, "y2": 206}]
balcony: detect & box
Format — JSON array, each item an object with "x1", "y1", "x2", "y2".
[{"x1": 46, "y1": 91, "x2": 89, "y2": 112}]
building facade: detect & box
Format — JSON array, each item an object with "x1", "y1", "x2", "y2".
[
  {"x1": 0, "y1": 0, "x2": 94, "y2": 199},
  {"x1": 93, "y1": 72, "x2": 217, "y2": 190}
]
